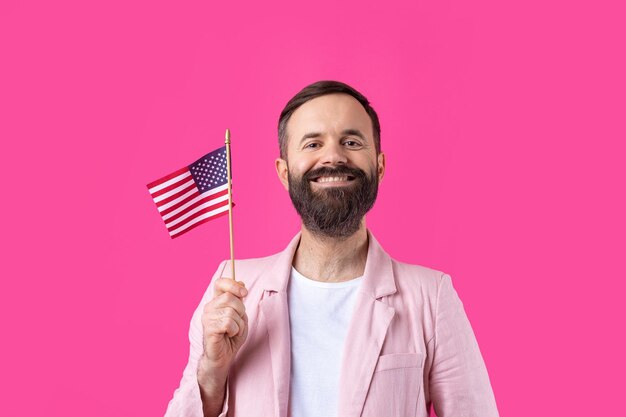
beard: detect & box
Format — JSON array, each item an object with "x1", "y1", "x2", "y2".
[{"x1": 287, "y1": 164, "x2": 379, "y2": 239}]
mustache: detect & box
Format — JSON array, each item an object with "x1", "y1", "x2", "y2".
[{"x1": 303, "y1": 166, "x2": 367, "y2": 182}]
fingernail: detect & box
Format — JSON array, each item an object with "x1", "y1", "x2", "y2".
[{"x1": 240, "y1": 287, "x2": 247, "y2": 297}]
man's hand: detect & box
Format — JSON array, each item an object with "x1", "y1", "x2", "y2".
[{"x1": 197, "y1": 278, "x2": 248, "y2": 416}]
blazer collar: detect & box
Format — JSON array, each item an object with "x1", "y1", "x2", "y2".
[
  {"x1": 262, "y1": 229, "x2": 397, "y2": 298},
  {"x1": 261, "y1": 231, "x2": 301, "y2": 292},
  {"x1": 360, "y1": 230, "x2": 397, "y2": 299}
]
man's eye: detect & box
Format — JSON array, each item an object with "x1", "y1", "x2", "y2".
[
  {"x1": 344, "y1": 140, "x2": 361, "y2": 147},
  {"x1": 305, "y1": 143, "x2": 319, "y2": 149}
]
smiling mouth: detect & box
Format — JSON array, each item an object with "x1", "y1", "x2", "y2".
[{"x1": 310, "y1": 175, "x2": 356, "y2": 183}]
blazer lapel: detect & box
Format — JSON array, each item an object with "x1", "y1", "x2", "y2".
[
  {"x1": 337, "y1": 231, "x2": 397, "y2": 417},
  {"x1": 258, "y1": 232, "x2": 302, "y2": 417},
  {"x1": 260, "y1": 292, "x2": 291, "y2": 417},
  {"x1": 255, "y1": 230, "x2": 395, "y2": 417}
]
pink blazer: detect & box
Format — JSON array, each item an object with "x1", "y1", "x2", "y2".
[{"x1": 165, "y1": 231, "x2": 499, "y2": 417}]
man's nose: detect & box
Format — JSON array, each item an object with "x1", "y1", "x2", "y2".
[{"x1": 320, "y1": 141, "x2": 347, "y2": 165}]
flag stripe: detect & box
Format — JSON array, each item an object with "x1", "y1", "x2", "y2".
[
  {"x1": 169, "y1": 210, "x2": 230, "y2": 238},
  {"x1": 165, "y1": 193, "x2": 230, "y2": 228},
  {"x1": 157, "y1": 189, "x2": 200, "y2": 216},
  {"x1": 154, "y1": 182, "x2": 197, "y2": 207},
  {"x1": 150, "y1": 173, "x2": 193, "y2": 199},
  {"x1": 166, "y1": 198, "x2": 230, "y2": 231},
  {"x1": 159, "y1": 184, "x2": 228, "y2": 216},
  {"x1": 152, "y1": 178, "x2": 195, "y2": 204},
  {"x1": 147, "y1": 168, "x2": 189, "y2": 191},
  {"x1": 169, "y1": 202, "x2": 231, "y2": 236},
  {"x1": 163, "y1": 187, "x2": 229, "y2": 221}
]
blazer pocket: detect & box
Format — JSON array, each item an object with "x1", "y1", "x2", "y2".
[
  {"x1": 362, "y1": 353, "x2": 424, "y2": 417},
  {"x1": 374, "y1": 352, "x2": 423, "y2": 372}
]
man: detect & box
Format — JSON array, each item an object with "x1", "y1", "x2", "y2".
[{"x1": 165, "y1": 81, "x2": 499, "y2": 417}]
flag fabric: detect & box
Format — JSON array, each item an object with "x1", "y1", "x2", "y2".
[{"x1": 147, "y1": 146, "x2": 232, "y2": 238}]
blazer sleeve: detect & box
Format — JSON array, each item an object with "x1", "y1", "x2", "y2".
[
  {"x1": 164, "y1": 260, "x2": 230, "y2": 417},
  {"x1": 428, "y1": 274, "x2": 499, "y2": 417}
]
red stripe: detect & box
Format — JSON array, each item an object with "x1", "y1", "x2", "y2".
[
  {"x1": 170, "y1": 210, "x2": 230, "y2": 239},
  {"x1": 166, "y1": 199, "x2": 230, "y2": 233},
  {"x1": 164, "y1": 189, "x2": 230, "y2": 225},
  {"x1": 155, "y1": 183, "x2": 197, "y2": 207},
  {"x1": 160, "y1": 188, "x2": 228, "y2": 217},
  {"x1": 159, "y1": 191, "x2": 199, "y2": 217},
  {"x1": 146, "y1": 167, "x2": 189, "y2": 189},
  {"x1": 150, "y1": 174, "x2": 192, "y2": 199}
]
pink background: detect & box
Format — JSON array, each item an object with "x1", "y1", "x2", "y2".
[{"x1": 1, "y1": 1, "x2": 624, "y2": 415}]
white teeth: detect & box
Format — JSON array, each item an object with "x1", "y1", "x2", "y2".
[{"x1": 317, "y1": 176, "x2": 348, "y2": 183}]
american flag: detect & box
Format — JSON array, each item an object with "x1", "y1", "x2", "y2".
[{"x1": 147, "y1": 146, "x2": 232, "y2": 238}]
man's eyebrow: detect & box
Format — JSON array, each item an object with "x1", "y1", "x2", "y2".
[
  {"x1": 299, "y1": 129, "x2": 368, "y2": 144},
  {"x1": 341, "y1": 129, "x2": 367, "y2": 141},
  {"x1": 299, "y1": 132, "x2": 322, "y2": 144}
]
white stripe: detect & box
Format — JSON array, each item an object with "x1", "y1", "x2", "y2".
[
  {"x1": 162, "y1": 184, "x2": 229, "y2": 221},
  {"x1": 157, "y1": 183, "x2": 228, "y2": 213},
  {"x1": 165, "y1": 194, "x2": 229, "y2": 228},
  {"x1": 158, "y1": 188, "x2": 198, "y2": 212},
  {"x1": 149, "y1": 171, "x2": 191, "y2": 194},
  {"x1": 169, "y1": 204, "x2": 230, "y2": 237},
  {"x1": 152, "y1": 178, "x2": 195, "y2": 204}
]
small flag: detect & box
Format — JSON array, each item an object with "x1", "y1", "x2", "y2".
[{"x1": 147, "y1": 146, "x2": 233, "y2": 238}]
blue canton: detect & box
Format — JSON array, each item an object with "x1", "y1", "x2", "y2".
[{"x1": 188, "y1": 146, "x2": 229, "y2": 193}]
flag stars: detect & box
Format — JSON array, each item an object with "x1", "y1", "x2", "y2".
[{"x1": 189, "y1": 148, "x2": 228, "y2": 193}]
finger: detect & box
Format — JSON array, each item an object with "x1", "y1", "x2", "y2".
[
  {"x1": 213, "y1": 277, "x2": 248, "y2": 298},
  {"x1": 202, "y1": 295, "x2": 245, "y2": 322},
  {"x1": 234, "y1": 314, "x2": 249, "y2": 342},
  {"x1": 202, "y1": 305, "x2": 244, "y2": 326},
  {"x1": 210, "y1": 293, "x2": 246, "y2": 317},
  {"x1": 237, "y1": 312, "x2": 249, "y2": 338},
  {"x1": 218, "y1": 316, "x2": 241, "y2": 338},
  {"x1": 203, "y1": 314, "x2": 236, "y2": 336},
  {"x1": 203, "y1": 308, "x2": 245, "y2": 336},
  {"x1": 225, "y1": 310, "x2": 246, "y2": 337}
]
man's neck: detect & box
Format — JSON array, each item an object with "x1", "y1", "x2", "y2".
[{"x1": 292, "y1": 222, "x2": 369, "y2": 283}]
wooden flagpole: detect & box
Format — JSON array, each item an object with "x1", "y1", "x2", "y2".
[{"x1": 225, "y1": 128, "x2": 235, "y2": 280}]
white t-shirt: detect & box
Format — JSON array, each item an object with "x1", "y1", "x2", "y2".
[{"x1": 287, "y1": 266, "x2": 364, "y2": 417}]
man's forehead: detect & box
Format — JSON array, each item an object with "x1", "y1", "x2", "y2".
[{"x1": 286, "y1": 93, "x2": 373, "y2": 138}]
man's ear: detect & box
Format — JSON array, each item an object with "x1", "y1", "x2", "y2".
[
  {"x1": 377, "y1": 152, "x2": 386, "y2": 182},
  {"x1": 275, "y1": 157, "x2": 290, "y2": 191}
]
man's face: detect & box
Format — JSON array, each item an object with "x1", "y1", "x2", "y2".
[{"x1": 275, "y1": 93, "x2": 385, "y2": 238}]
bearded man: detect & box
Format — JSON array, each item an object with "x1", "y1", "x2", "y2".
[{"x1": 164, "y1": 81, "x2": 499, "y2": 417}]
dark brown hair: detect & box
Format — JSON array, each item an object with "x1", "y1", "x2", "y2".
[{"x1": 277, "y1": 80, "x2": 381, "y2": 159}]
